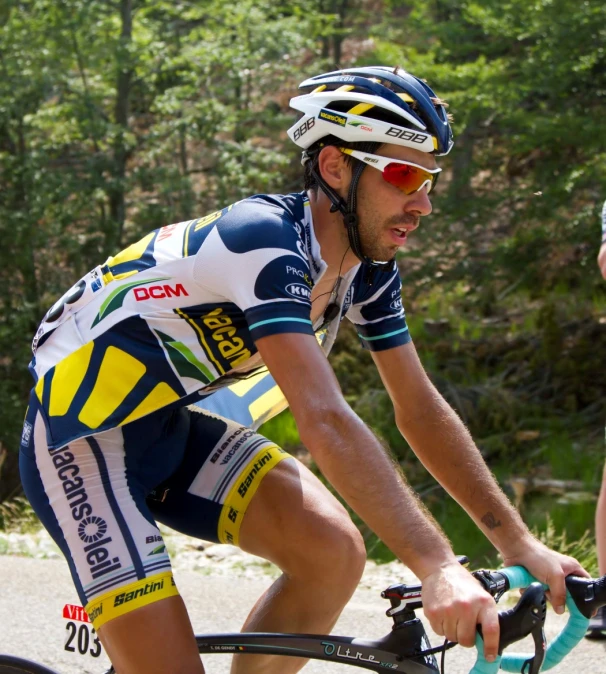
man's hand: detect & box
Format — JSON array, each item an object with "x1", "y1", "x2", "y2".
[
  {"x1": 421, "y1": 562, "x2": 500, "y2": 662},
  {"x1": 501, "y1": 536, "x2": 590, "y2": 615}
]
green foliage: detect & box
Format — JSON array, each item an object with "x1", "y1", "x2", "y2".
[
  {"x1": 533, "y1": 515, "x2": 598, "y2": 577},
  {"x1": 0, "y1": 0, "x2": 604, "y2": 566},
  {"x1": 368, "y1": 0, "x2": 606, "y2": 305},
  {"x1": 0, "y1": 0, "x2": 333, "y2": 498},
  {"x1": 259, "y1": 409, "x2": 301, "y2": 451},
  {"x1": 0, "y1": 496, "x2": 40, "y2": 534}
]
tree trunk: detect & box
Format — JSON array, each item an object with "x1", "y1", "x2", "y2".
[
  {"x1": 448, "y1": 122, "x2": 476, "y2": 203},
  {"x1": 107, "y1": 0, "x2": 133, "y2": 252},
  {"x1": 16, "y1": 118, "x2": 40, "y2": 324},
  {"x1": 332, "y1": 0, "x2": 350, "y2": 66}
]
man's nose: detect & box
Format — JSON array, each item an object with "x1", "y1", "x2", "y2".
[{"x1": 407, "y1": 186, "x2": 432, "y2": 216}]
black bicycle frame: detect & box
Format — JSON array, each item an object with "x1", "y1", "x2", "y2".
[{"x1": 195, "y1": 616, "x2": 441, "y2": 673}]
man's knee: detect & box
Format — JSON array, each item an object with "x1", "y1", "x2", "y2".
[
  {"x1": 286, "y1": 506, "x2": 367, "y2": 587},
  {"x1": 239, "y1": 459, "x2": 366, "y2": 589}
]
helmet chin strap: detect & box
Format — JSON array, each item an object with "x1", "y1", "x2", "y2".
[{"x1": 308, "y1": 143, "x2": 395, "y2": 285}]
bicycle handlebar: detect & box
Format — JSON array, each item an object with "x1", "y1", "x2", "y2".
[
  {"x1": 472, "y1": 566, "x2": 606, "y2": 673},
  {"x1": 384, "y1": 565, "x2": 606, "y2": 673}
]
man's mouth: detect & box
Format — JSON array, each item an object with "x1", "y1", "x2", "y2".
[{"x1": 388, "y1": 227, "x2": 410, "y2": 244}]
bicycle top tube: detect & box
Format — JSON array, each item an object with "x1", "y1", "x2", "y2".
[{"x1": 103, "y1": 564, "x2": 606, "y2": 674}]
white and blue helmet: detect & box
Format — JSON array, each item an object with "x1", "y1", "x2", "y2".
[{"x1": 288, "y1": 66, "x2": 453, "y2": 156}]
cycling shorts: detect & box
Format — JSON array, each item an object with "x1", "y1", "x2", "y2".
[{"x1": 19, "y1": 396, "x2": 291, "y2": 629}]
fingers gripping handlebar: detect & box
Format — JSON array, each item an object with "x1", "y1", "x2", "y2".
[
  {"x1": 472, "y1": 582, "x2": 546, "y2": 674},
  {"x1": 382, "y1": 577, "x2": 547, "y2": 673},
  {"x1": 472, "y1": 566, "x2": 606, "y2": 673},
  {"x1": 383, "y1": 566, "x2": 606, "y2": 674},
  {"x1": 564, "y1": 574, "x2": 606, "y2": 619}
]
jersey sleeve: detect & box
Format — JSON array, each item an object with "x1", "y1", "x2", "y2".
[
  {"x1": 345, "y1": 267, "x2": 412, "y2": 352},
  {"x1": 602, "y1": 200, "x2": 606, "y2": 244},
  {"x1": 192, "y1": 197, "x2": 316, "y2": 342}
]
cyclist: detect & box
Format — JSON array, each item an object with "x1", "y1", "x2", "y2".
[
  {"x1": 587, "y1": 199, "x2": 606, "y2": 638},
  {"x1": 19, "y1": 66, "x2": 587, "y2": 674}
]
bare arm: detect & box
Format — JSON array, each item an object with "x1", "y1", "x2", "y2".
[
  {"x1": 257, "y1": 334, "x2": 499, "y2": 660},
  {"x1": 372, "y1": 340, "x2": 529, "y2": 553},
  {"x1": 255, "y1": 332, "x2": 456, "y2": 580},
  {"x1": 256, "y1": 332, "x2": 500, "y2": 655},
  {"x1": 372, "y1": 340, "x2": 587, "y2": 608}
]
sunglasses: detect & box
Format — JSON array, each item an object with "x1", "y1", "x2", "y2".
[{"x1": 339, "y1": 148, "x2": 441, "y2": 195}]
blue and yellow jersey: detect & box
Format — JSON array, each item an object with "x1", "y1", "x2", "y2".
[{"x1": 29, "y1": 192, "x2": 411, "y2": 449}]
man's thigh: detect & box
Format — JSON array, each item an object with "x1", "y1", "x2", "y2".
[
  {"x1": 238, "y1": 458, "x2": 357, "y2": 571},
  {"x1": 147, "y1": 406, "x2": 355, "y2": 569},
  {"x1": 147, "y1": 407, "x2": 292, "y2": 546},
  {"x1": 19, "y1": 400, "x2": 191, "y2": 629}
]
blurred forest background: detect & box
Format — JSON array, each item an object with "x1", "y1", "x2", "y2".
[{"x1": 1, "y1": 0, "x2": 605, "y2": 568}]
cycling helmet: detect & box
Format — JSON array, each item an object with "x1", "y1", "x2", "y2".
[{"x1": 287, "y1": 66, "x2": 453, "y2": 279}]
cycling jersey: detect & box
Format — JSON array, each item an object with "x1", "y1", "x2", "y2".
[
  {"x1": 602, "y1": 199, "x2": 606, "y2": 244},
  {"x1": 28, "y1": 192, "x2": 411, "y2": 451}
]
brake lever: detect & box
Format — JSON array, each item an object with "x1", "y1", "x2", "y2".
[
  {"x1": 523, "y1": 619, "x2": 546, "y2": 674},
  {"x1": 478, "y1": 582, "x2": 546, "y2": 653},
  {"x1": 565, "y1": 574, "x2": 606, "y2": 618},
  {"x1": 499, "y1": 583, "x2": 546, "y2": 674}
]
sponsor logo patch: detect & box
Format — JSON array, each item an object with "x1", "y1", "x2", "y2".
[
  {"x1": 302, "y1": 219, "x2": 321, "y2": 274},
  {"x1": 21, "y1": 421, "x2": 32, "y2": 447},
  {"x1": 78, "y1": 516, "x2": 108, "y2": 544},
  {"x1": 238, "y1": 451, "x2": 273, "y2": 497},
  {"x1": 319, "y1": 108, "x2": 347, "y2": 127},
  {"x1": 157, "y1": 223, "x2": 179, "y2": 241},
  {"x1": 194, "y1": 210, "x2": 223, "y2": 232},
  {"x1": 293, "y1": 117, "x2": 315, "y2": 142},
  {"x1": 348, "y1": 121, "x2": 373, "y2": 132},
  {"x1": 342, "y1": 285, "x2": 354, "y2": 315},
  {"x1": 133, "y1": 283, "x2": 189, "y2": 301},
  {"x1": 385, "y1": 127, "x2": 429, "y2": 144},
  {"x1": 286, "y1": 283, "x2": 311, "y2": 300},
  {"x1": 210, "y1": 427, "x2": 254, "y2": 464},
  {"x1": 113, "y1": 579, "x2": 166, "y2": 607},
  {"x1": 86, "y1": 605, "x2": 103, "y2": 625},
  {"x1": 48, "y1": 445, "x2": 122, "y2": 580},
  {"x1": 184, "y1": 307, "x2": 252, "y2": 373},
  {"x1": 286, "y1": 265, "x2": 312, "y2": 287},
  {"x1": 63, "y1": 604, "x2": 91, "y2": 623},
  {"x1": 91, "y1": 276, "x2": 170, "y2": 327},
  {"x1": 146, "y1": 534, "x2": 166, "y2": 556}
]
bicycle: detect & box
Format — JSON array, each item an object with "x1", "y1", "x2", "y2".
[{"x1": 1, "y1": 559, "x2": 605, "y2": 674}]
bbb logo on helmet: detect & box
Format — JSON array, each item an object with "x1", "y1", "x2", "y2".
[
  {"x1": 286, "y1": 283, "x2": 311, "y2": 300},
  {"x1": 386, "y1": 127, "x2": 428, "y2": 144},
  {"x1": 294, "y1": 117, "x2": 315, "y2": 142}
]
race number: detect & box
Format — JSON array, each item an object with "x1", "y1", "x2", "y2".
[{"x1": 63, "y1": 604, "x2": 102, "y2": 658}]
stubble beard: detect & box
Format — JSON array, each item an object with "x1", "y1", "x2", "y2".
[{"x1": 356, "y1": 210, "x2": 420, "y2": 263}]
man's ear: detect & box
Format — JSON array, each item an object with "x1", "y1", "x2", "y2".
[{"x1": 317, "y1": 146, "x2": 351, "y2": 191}]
